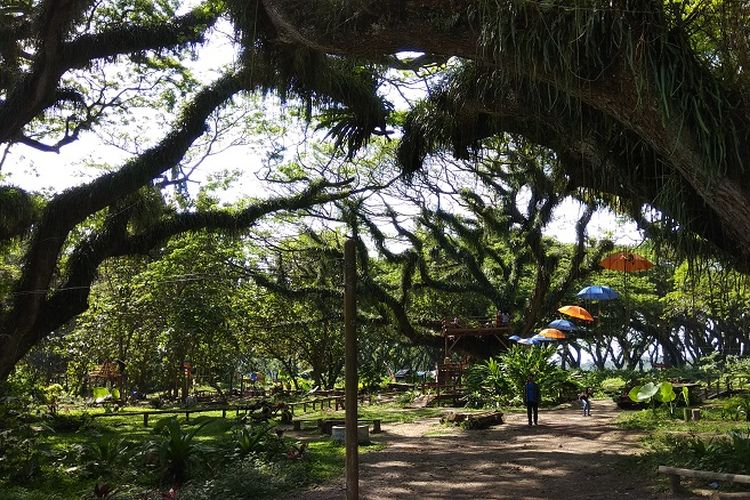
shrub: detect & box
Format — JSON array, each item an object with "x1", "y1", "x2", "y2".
[
  {"x1": 463, "y1": 345, "x2": 574, "y2": 408},
  {"x1": 396, "y1": 390, "x2": 417, "y2": 405},
  {"x1": 231, "y1": 421, "x2": 286, "y2": 460},
  {"x1": 144, "y1": 417, "x2": 225, "y2": 485},
  {"x1": 722, "y1": 395, "x2": 750, "y2": 421},
  {"x1": 658, "y1": 430, "x2": 750, "y2": 474},
  {"x1": 84, "y1": 434, "x2": 131, "y2": 477},
  {"x1": 179, "y1": 456, "x2": 308, "y2": 500},
  {"x1": 463, "y1": 357, "x2": 508, "y2": 408},
  {"x1": 599, "y1": 377, "x2": 627, "y2": 396}
]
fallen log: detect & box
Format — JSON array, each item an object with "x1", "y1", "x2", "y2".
[{"x1": 441, "y1": 411, "x2": 504, "y2": 429}]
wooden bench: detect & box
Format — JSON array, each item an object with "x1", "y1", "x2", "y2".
[
  {"x1": 658, "y1": 466, "x2": 750, "y2": 496},
  {"x1": 292, "y1": 418, "x2": 381, "y2": 434},
  {"x1": 91, "y1": 402, "x2": 287, "y2": 427}
]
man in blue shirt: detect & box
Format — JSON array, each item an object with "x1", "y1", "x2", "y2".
[{"x1": 524, "y1": 374, "x2": 540, "y2": 426}]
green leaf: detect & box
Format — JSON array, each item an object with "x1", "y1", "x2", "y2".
[
  {"x1": 656, "y1": 381, "x2": 676, "y2": 403},
  {"x1": 636, "y1": 382, "x2": 659, "y2": 402},
  {"x1": 93, "y1": 387, "x2": 111, "y2": 403},
  {"x1": 628, "y1": 385, "x2": 642, "y2": 403}
]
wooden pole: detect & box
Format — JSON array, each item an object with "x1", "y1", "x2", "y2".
[{"x1": 344, "y1": 238, "x2": 359, "y2": 500}]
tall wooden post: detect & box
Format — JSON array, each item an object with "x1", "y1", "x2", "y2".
[{"x1": 344, "y1": 238, "x2": 359, "y2": 500}]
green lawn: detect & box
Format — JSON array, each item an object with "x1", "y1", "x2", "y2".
[{"x1": 0, "y1": 402, "x2": 410, "y2": 499}]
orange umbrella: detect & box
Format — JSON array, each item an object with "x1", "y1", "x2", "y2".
[
  {"x1": 599, "y1": 252, "x2": 653, "y2": 273},
  {"x1": 558, "y1": 305, "x2": 594, "y2": 322},
  {"x1": 538, "y1": 328, "x2": 567, "y2": 340}
]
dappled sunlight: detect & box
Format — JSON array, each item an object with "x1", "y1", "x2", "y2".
[{"x1": 303, "y1": 401, "x2": 674, "y2": 499}]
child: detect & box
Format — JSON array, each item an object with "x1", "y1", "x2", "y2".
[{"x1": 579, "y1": 387, "x2": 593, "y2": 416}]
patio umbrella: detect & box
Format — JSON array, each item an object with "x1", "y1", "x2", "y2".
[
  {"x1": 548, "y1": 319, "x2": 577, "y2": 331},
  {"x1": 537, "y1": 328, "x2": 567, "y2": 340},
  {"x1": 517, "y1": 337, "x2": 540, "y2": 345},
  {"x1": 531, "y1": 334, "x2": 557, "y2": 343},
  {"x1": 576, "y1": 285, "x2": 620, "y2": 301},
  {"x1": 558, "y1": 305, "x2": 594, "y2": 322},
  {"x1": 600, "y1": 251, "x2": 654, "y2": 333},
  {"x1": 599, "y1": 251, "x2": 654, "y2": 273},
  {"x1": 508, "y1": 335, "x2": 521, "y2": 342}
]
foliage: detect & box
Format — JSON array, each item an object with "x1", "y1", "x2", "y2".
[
  {"x1": 628, "y1": 381, "x2": 677, "y2": 414},
  {"x1": 395, "y1": 390, "x2": 418, "y2": 406},
  {"x1": 598, "y1": 377, "x2": 628, "y2": 397},
  {"x1": 722, "y1": 395, "x2": 750, "y2": 422},
  {"x1": 230, "y1": 421, "x2": 286, "y2": 460},
  {"x1": 42, "y1": 384, "x2": 65, "y2": 415},
  {"x1": 82, "y1": 434, "x2": 131, "y2": 479},
  {"x1": 179, "y1": 455, "x2": 309, "y2": 500},
  {"x1": 145, "y1": 416, "x2": 223, "y2": 485},
  {"x1": 653, "y1": 430, "x2": 750, "y2": 475},
  {"x1": 464, "y1": 345, "x2": 573, "y2": 408},
  {"x1": 0, "y1": 419, "x2": 48, "y2": 484},
  {"x1": 463, "y1": 357, "x2": 509, "y2": 409}
]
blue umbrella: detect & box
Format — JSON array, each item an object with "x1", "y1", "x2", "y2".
[
  {"x1": 508, "y1": 335, "x2": 521, "y2": 342},
  {"x1": 576, "y1": 285, "x2": 620, "y2": 301},
  {"x1": 548, "y1": 319, "x2": 577, "y2": 331},
  {"x1": 517, "y1": 337, "x2": 540, "y2": 345}
]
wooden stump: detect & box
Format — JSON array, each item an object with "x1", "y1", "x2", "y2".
[{"x1": 331, "y1": 425, "x2": 370, "y2": 444}]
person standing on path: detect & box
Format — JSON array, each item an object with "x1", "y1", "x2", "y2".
[
  {"x1": 579, "y1": 387, "x2": 593, "y2": 416},
  {"x1": 524, "y1": 374, "x2": 541, "y2": 426}
]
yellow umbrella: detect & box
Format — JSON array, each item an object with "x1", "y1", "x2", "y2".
[
  {"x1": 538, "y1": 328, "x2": 567, "y2": 340},
  {"x1": 557, "y1": 305, "x2": 594, "y2": 322}
]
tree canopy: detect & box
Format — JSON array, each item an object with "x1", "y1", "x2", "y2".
[{"x1": 2, "y1": 0, "x2": 750, "y2": 382}]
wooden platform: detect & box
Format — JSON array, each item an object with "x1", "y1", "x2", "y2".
[{"x1": 443, "y1": 326, "x2": 512, "y2": 337}]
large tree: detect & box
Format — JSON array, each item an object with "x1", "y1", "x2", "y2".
[
  {"x1": 0, "y1": 0, "x2": 386, "y2": 382},
  {"x1": 3, "y1": 0, "x2": 750, "y2": 381},
  {"x1": 253, "y1": 0, "x2": 750, "y2": 268}
]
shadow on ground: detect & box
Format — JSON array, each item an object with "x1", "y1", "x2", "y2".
[{"x1": 299, "y1": 401, "x2": 701, "y2": 499}]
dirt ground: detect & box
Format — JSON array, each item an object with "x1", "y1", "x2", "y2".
[{"x1": 299, "y1": 400, "x2": 702, "y2": 500}]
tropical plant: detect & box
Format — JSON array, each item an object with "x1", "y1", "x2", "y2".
[
  {"x1": 463, "y1": 357, "x2": 508, "y2": 408},
  {"x1": 628, "y1": 381, "x2": 677, "y2": 415},
  {"x1": 232, "y1": 422, "x2": 286, "y2": 460},
  {"x1": 722, "y1": 396, "x2": 750, "y2": 422},
  {"x1": 661, "y1": 430, "x2": 750, "y2": 475},
  {"x1": 85, "y1": 434, "x2": 130, "y2": 477},
  {"x1": 499, "y1": 345, "x2": 571, "y2": 402},
  {"x1": 145, "y1": 417, "x2": 223, "y2": 485},
  {"x1": 92, "y1": 482, "x2": 121, "y2": 500},
  {"x1": 42, "y1": 384, "x2": 65, "y2": 415}
]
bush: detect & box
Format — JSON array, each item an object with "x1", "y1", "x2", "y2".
[
  {"x1": 657, "y1": 430, "x2": 750, "y2": 474},
  {"x1": 396, "y1": 390, "x2": 417, "y2": 406},
  {"x1": 462, "y1": 345, "x2": 575, "y2": 408},
  {"x1": 179, "y1": 456, "x2": 308, "y2": 500},
  {"x1": 230, "y1": 421, "x2": 286, "y2": 460},
  {"x1": 722, "y1": 395, "x2": 750, "y2": 421},
  {"x1": 144, "y1": 417, "x2": 225, "y2": 485},
  {"x1": 599, "y1": 377, "x2": 628, "y2": 396},
  {"x1": 463, "y1": 357, "x2": 508, "y2": 408}
]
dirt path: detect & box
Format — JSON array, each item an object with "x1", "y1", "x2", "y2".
[{"x1": 300, "y1": 400, "x2": 691, "y2": 499}]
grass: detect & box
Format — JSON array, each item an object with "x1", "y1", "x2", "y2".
[
  {"x1": 616, "y1": 403, "x2": 750, "y2": 495},
  {"x1": 0, "y1": 401, "x2": 423, "y2": 499}
]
